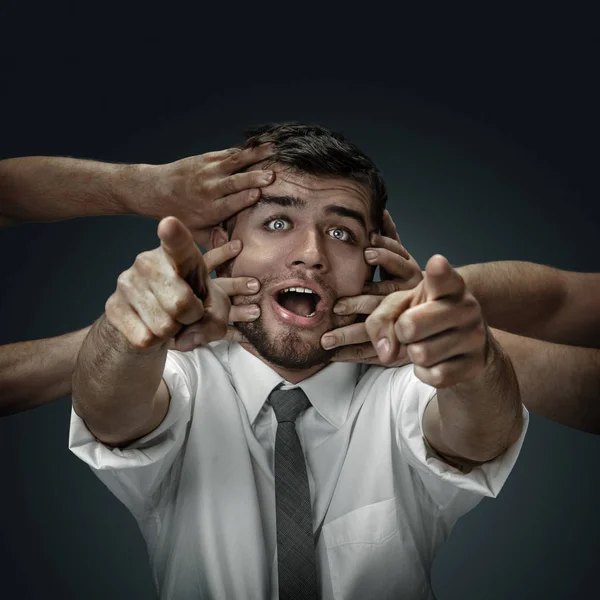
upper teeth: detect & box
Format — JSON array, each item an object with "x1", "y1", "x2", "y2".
[{"x1": 281, "y1": 287, "x2": 316, "y2": 295}]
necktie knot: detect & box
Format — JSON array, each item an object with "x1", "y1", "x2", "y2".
[{"x1": 269, "y1": 387, "x2": 311, "y2": 424}]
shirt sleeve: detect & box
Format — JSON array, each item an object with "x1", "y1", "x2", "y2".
[
  {"x1": 68, "y1": 350, "x2": 197, "y2": 518},
  {"x1": 391, "y1": 366, "x2": 529, "y2": 521}
]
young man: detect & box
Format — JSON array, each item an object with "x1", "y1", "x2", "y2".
[
  {"x1": 70, "y1": 123, "x2": 526, "y2": 600},
  {"x1": 0, "y1": 147, "x2": 415, "y2": 415}
]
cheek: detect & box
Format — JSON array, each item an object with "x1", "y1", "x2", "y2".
[
  {"x1": 331, "y1": 250, "x2": 371, "y2": 295},
  {"x1": 230, "y1": 244, "x2": 280, "y2": 279}
]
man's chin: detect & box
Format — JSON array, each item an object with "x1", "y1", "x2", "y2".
[{"x1": 237, "y1": 320, "x2": 335, "y2": 370}]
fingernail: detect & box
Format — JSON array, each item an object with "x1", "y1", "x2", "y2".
[
  {"x1": 376, "y1": 338, "x2": 390, "y2": 358},
  {"x1": 247, "y1": 279, "x2": 260, "y2": 292},
  {"x1": 231, "y1": 240, "x2": 242, "y2": 251},
  {"x1": 364, "y1": 249, "x2": 378, "y2": 262},
  {"x1": 262, "y1": 171, "x2": 275, "y2": 183},
  {"x1": 322, "y1": 335, "x2": 336, "y2": 349},
  {"x1": 333, "y1": 302, "x2": 347, "y2": 314},
  {"x1": 248, "y1": 306, "x2": 260, "y2": 319},
  {"x1": 192, "y1": 334, "x2": 204, "y2": 347},
  {"x1": 370, "y1": 233, "x2": 378, "y2": 245}
]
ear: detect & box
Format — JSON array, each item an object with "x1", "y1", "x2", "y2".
[
  {"x1": 210, "y1": 226, "x2": 229, "y2": 250},
  {"x1": 210, "y1": 226, "x2": 233, "y2": 278}
]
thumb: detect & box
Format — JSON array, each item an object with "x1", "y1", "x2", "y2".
[{"x1": 423, "y1": 255, "x2": 463, "y2": 301}]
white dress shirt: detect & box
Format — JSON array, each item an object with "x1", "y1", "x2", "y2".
[{"x1": 69, "y1": 340, "x2": 528, "y2": 600}]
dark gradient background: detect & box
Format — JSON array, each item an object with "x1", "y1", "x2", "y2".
[{"x1": 1, "y1": 7, "x2": 599, "y2": 600}]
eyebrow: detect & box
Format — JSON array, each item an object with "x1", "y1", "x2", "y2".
[
  {"x1": 249, "y1": 194, "x2": 307, "y2": 211},
  {"x1": 323, "y1": 205, "x2": 368, "y2": 233},
  {"x1": 250, "y1": 194, "x2": 370, "y2": 235}
]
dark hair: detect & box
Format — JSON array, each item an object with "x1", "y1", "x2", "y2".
[{"x1": 237, "y1": 122, "x2": 387, "y2": 231}]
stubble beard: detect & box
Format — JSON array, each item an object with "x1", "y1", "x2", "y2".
[{"x1": 236, "y1": 316, "x2": 337, "y2": 370}]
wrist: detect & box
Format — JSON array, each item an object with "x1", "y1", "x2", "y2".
[{"x1": 118, "y1": 163, "x2": 164, "y2": 218}]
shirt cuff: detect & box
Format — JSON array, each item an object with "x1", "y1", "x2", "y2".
[
  {"x1": 68, "y1": 353, "x2": 193, "y2": 471},
  {"x1": 396, "y1": 370, "x2": 529, "y2": 501}
]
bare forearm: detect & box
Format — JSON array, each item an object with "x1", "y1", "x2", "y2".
[
  {"x1": 458, "y1": 261, "x2": 600, "y2": 347},
  {"x1": 427, "y1": 336, "x2": 523, "y2": 464},
  {"x1": 493, "y1": 328, "x2": 600, "y2": 433},
  {"x1": 72, "y1": 315, "x2": 168, "y2": 446},
  {"x1": 0, "y1": 327, "x2": 90, "y2": 415},
  {"x1": 458, "y1": 261, "x2": 565, "y2": 340},
  {"x1": 0, "y1": 156, "x2": 158, "y2": 225}
]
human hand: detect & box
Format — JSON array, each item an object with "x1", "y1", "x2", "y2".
[
  {"x1": 365, "y1": 255, "x2": 491, "y2": 388},
  {"x1": 201, "y1": 241, "x2": 261, "y2": 325},
  {"x1": 322, "y1": 210, "x2": 422, "y2": 366},
  {"x1": 138, "y1": 144, "x2": 275, "y2": 248},
  {"x1": 105, "y1": 217, "x2": 230, "y2": 352}
]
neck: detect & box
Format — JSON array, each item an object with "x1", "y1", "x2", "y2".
[{"x1": 240, "y1": 342, "x2": 328, "y2": 384}]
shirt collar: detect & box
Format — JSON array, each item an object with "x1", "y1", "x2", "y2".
[{"x1": 229, "y1": 342, "x2": 361, "y2": 429}]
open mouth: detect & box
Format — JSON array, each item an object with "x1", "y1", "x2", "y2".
[{"x1": 275, "y1": 286, "x2": 322, "y2": 318}]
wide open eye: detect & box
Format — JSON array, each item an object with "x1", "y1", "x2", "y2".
[
  {"x1": 265, "y1": 218, "x2": 291, "y2": 231},
  {"x1": 328, "y1": 227, "x2": 353, "y2": 242}
]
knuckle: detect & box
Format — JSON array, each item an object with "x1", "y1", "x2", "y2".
[
  {"x1": 353, "y1": 345, "x2": 366, "y2": 360},
  {"x1": 134, "y1": 251, "x2": 154, "y2": 274},
  {"x1": 117, "y1": 271, "x2": 132, "y2": 292},
  {"x1": 428, "y1": 365, "x2": 446, "y2": 388},
  {"x1": 364, "y1": 313, "x2": 380, "y2": 335},
  {"x1": 224, "y1": 176, "x2": 237, "y2": 194},
  {"x1": 228, "y1": 150, "x2": 241, "y2": 166},
  {"x1": 156, "y1": 318, "x2": 177, "y2": 339},
  {"x1": 397, "y1": 316, "x2": 416, "y2": 341},
  {"x1": 131, "y1": 330, "x2": 154, "y2": 350},
  {"x1": 170, "y1": 288, "x2": 195, "y2": 315},
  {"x1": 463, "y1": 292, "x2": 479, "y2": 310},
  {"x1": 408, "y1": 343, "x2": 426, "y2": 365}
]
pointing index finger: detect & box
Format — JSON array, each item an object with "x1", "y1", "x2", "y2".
[{"x1": 158, "y1": 217, "x2": 207, "y2": 296}]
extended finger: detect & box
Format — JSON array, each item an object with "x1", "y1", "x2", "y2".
[
  {"x1": 217, "y1": 143, "x2": 275, "y2": 174},
  {"x1": 365, "y1": 290, "x2": 413, "y2": 363},
  {"x1": 423, "y1": 255, "x2": 464, "y2": 301},
  {"x1": 362, "y1": 279, "x2": 420, "y2": 296},
  {"x1": 407, "y1": 324, "x2": 484, "y2": 369},
  {"x1": 368, "y1": 232, "x2": 409, "y2": 260},
  {"x1": 331, "y1": 342, "x2": 411, "y2": 367},
  {"x1": 364, "y1": 248, "x2": 418, "y2": 280},
  {"x1": 213, "y1": 170, "x2": 275, "y2": 199},
  {"x1": 203, "y1": 240, "x2": 243, "y2": 272},
  {"x1": 158, "y1": 217, "x2": 206, "y2": 284},
  {"x1": 321, "y1": 322, "x2": 371, "y2": 350},
  {"x1": 229, "y1": 304, "x2": 260, "y2": 322},
  {"x1": 381, "y1": 209, "x2": 401, "y2": 243},
  {"x1": 333, "y1": 294, "x2": 382, "y2": 316},
  {"x1": 214, "y1": 276, "x2": 261, "y2": 297},
  {"x1": 394, "y1": 296, "x2": 480, "y2": 344},
  {"x1": 210, "y1": 188, "x2": 263, "y2": 225},
  {"x1": 330, "y1": 342, "x2": 378, "y2": 362}
]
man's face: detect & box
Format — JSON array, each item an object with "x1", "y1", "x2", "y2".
[{"x1": 220, "y1": 164, "x2": 375, "y2": 371}]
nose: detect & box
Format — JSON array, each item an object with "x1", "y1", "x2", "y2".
[{"x1": 286, "y1": 228, "x2": 330, "y2": 272}]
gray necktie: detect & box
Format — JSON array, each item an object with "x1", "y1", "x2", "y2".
[{"x1": 269, "y1": 386, "x2": 318, "y2": 600}]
